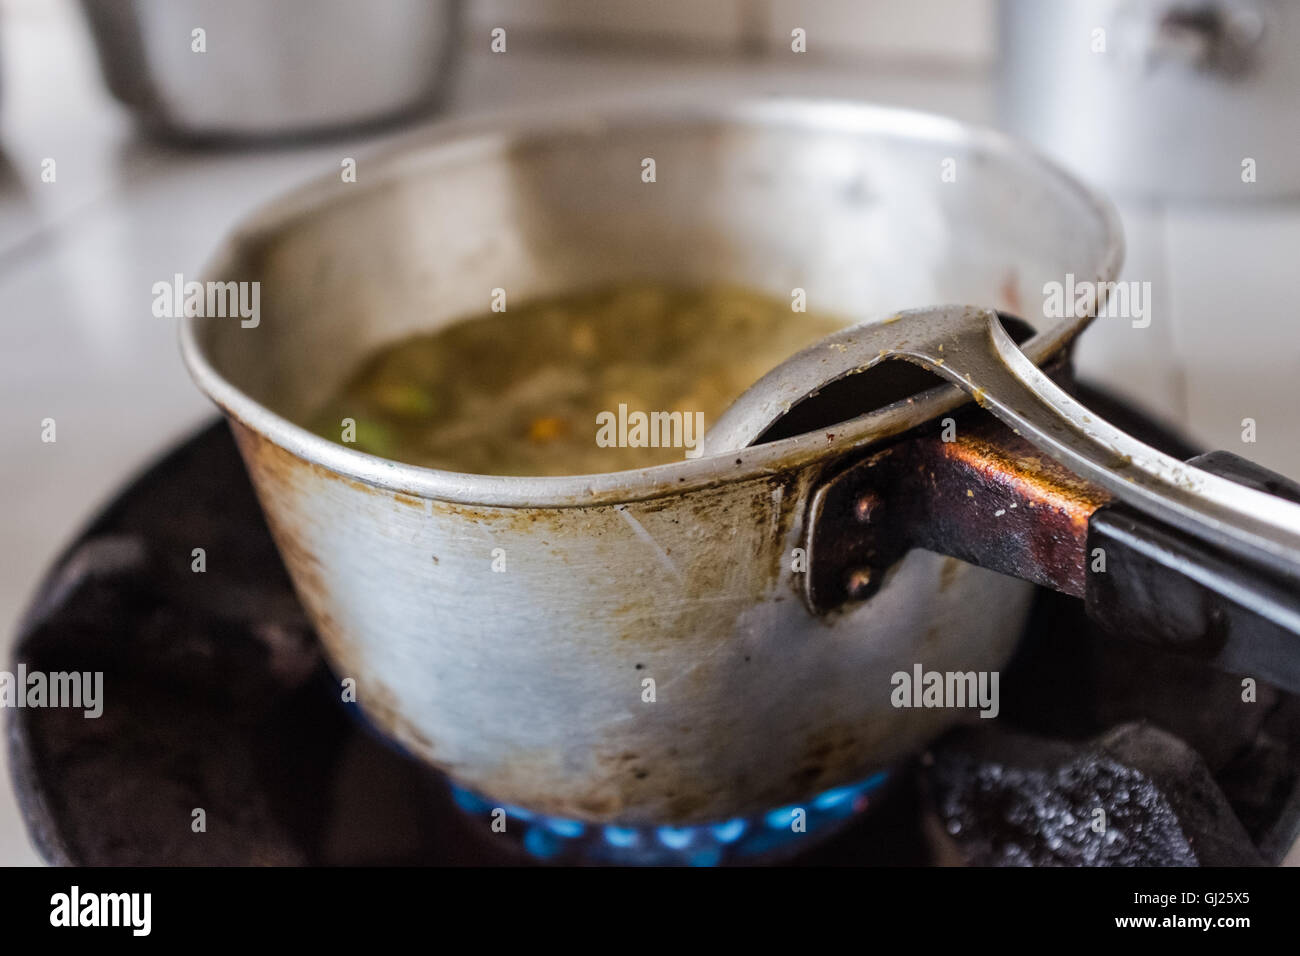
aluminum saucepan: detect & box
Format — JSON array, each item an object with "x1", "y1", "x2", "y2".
[{"x1": 181, "y1": 98, "x2": 1125, "y2": 825}]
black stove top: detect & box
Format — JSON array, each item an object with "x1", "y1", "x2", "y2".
[{"x1": 9, "y1": 385, "x2": 1299, "y2": 865}]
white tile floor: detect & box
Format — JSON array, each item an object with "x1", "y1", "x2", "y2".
[{"x1": 1, "y1": 1, "x2": 1297, "y2": 866}]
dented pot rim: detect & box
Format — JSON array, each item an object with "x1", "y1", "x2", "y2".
[{"x1": 180, "y1": 94, "x2": 1124, "y2": 509}]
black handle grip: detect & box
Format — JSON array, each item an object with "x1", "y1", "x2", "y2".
[{"x1": 1086, "y1": 451, "x2": 1300, "y2": 693}]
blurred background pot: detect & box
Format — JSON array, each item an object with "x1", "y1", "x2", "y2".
[
  {"x1": 997, "y1": 0, "x2": 1300, "y2": 200},
  {"x1": 80, "y1": 0, "x2": 461, "y2": 142}
]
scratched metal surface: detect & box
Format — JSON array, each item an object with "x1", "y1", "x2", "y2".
[{"x1": 180, "y1": 100, "x2": 1119, "y2": 822}]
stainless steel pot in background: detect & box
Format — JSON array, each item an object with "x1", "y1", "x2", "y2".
[
  {"x1": 998, "y1": 0, "x2": 1300, "y2": 200},
  {"x1": 80, "y1": 0, "x2": 461, "y2": 142}
]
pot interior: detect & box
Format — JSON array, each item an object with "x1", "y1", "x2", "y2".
[{"x1": 194, "y1": 100, "x2": 1119, "y2": 452}]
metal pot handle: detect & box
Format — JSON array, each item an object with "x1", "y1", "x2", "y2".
[
  {"x1": 1113, "y1": 0, "x2": 1266, "y2": 77},
  {"x1": 712, "y1": 306, "x2": 1300, "y2": 691},
  {"x1": 888, "y1": 307, "x2": 1300, "y2": 576}
]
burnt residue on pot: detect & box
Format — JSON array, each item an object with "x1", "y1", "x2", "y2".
[
  {"x1": 226, "y1": 417, "x2": 871, "y2": 823},
  {"x1": 226, "y1": 365, "x2": 1035, "y2": 825}
]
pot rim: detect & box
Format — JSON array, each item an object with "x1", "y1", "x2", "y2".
[{"x1": 179, "y1": 94, "x2": 1124, "y2": 509}]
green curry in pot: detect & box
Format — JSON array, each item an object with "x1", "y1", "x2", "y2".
[{"x1": 309, "y1": 282, "x2": 848, "y2": 476}]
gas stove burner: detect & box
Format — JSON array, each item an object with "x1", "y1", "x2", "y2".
[
  {"x1": 7, "y1": 398, "x2": 1300, "y2": 865},
  {"x1": 449, "y1": 772, "x2": 890, "y2": 865}
]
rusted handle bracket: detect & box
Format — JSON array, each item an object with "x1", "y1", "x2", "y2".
[
  {"x1": 803, "y1": 412, "x2": 1112, "y2": 614},
  {"x1": 805, "y1": 420, "x2": 1300, "y2": 694}
]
